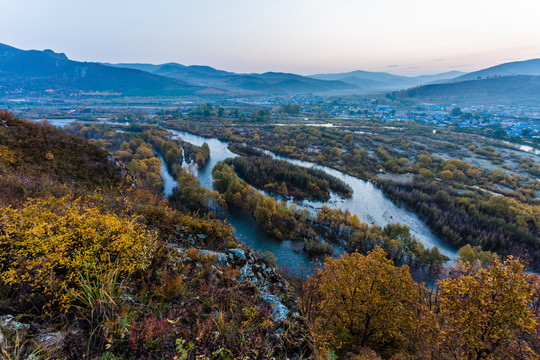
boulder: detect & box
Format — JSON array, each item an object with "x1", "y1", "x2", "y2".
[{"x1": 260, "y1": 292, "x2": 290, "y2": 322}]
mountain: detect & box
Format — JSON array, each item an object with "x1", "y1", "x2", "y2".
[
  {"x1": 235, "y1": 72, "x2": 358, "y2": 93},
  {"x1": 450, "y1": 58, "x2": 540, "y2": 82},
  {"x1": 0, "y1": 42, "x2": 357, "y2": 97},
  {"x1": 107, "y1": 62, "x2": 234, "y2": 84},
  {"x1": 412, "y1": 71, "x2": 465, "y2": 84},
  {"x1": 393, "y1": 75, "x2": 540, "y2": 105},
  {"x1": 309, "y1": 70, "x2": 464, "y2": 90},
  {"x1": 111, "y1": 62, "x2": 358, "y2": 94},
  {"x1": 104, "y1": 62, "x2": 167, "y2": 73},
  {"x1": 0, "y1": 43, "x2": 214, "y2": 96}
]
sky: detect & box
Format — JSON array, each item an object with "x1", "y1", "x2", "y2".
[{"x1": 1, "y1": 0, "x2": 540, "y2": 76}]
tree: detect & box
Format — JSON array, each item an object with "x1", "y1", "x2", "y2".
[
  {"x1": 438, "y1": 258, "x2": 540, "y2": 359},
  {"x1": 439, "y1": 170, "x2": 454, "y2": 182},
  {"x1": 302, "y1": 247, "x2": 428, "y2": 358},
  {"x1": 457, "y1": 244, "x2": 499, "y2": 267},
  {"x1": 451, "y1": 107, "x2": 462, "y2": 117}
]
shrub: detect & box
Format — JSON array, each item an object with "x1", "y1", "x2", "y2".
[
  {"x1": 0, "y1": 196, "x2": 157, "y2": 312},
  {"x1": 303, "y1": 240, "x2": 334, "y2": 255}
]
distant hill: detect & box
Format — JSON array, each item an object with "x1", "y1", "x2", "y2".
[
  {"x1": 104, "y1": 62, "x2": 167, "y2": 73},
  {"x1": 0, "y1": 42, "x2": 357, "y2": 96},
  {"x1": 0, "y1": 43, "x2": 215, "y2": 96},
  {"x1": 111, "y1": 62, "x2": 358, "y2": 94},
  {"x1": 309, "y1": 70, "x2": 464, "y2": 90},
  {"x1": 393, "y1": 75, "x2": 540, "y2": 105},
  {"x1": 449, "y1": 58, "x2": 540, "y2": 82}
]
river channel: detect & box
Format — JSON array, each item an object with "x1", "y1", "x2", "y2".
[
  {"x1": 165, "y1": 129, "x2": 458, "y2": 276},
  {"x1": 37, "y1": 118, "x2": 457, "y2": 277}
]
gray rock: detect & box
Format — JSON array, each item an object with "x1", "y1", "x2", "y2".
[
  {"x1": 228, "y1": 248, "x2": 246, "y2": 262},
  {"x1": 168, "y1": 243, "x2": 184, "y2": 254},
  {"x1": 0, "y1": 315, "x2": 29, "y2": 331},
  {"x1": 238, "y1": 264, "x2": 256, "y2": 283},
  {"x1": 200, "y1": 249, "x2": 228, "y2": 265},
  {"x1": 261, "y1": 292, "x2": 290, "y2": 322},
  {"x1": 38, "y1": 331, "x2": 64, "y2": 349}
]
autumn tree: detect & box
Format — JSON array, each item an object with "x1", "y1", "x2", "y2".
[
  {"x1": 302, "y1": 247, "x2": 430, "y2": 358},
  {"x1": 437, "y1": 258, "x2": 540, "y2": 359}
]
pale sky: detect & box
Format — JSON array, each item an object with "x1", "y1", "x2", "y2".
[{"x1": 1, "y1": 0, "x2": 540, "y2": 75}]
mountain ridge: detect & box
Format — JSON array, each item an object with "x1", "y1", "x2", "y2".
[
  {"x1": 109, "y1": 61, "x2": 358, "y2": 93},
  {"x1": 309, "y1": 69, "x2": 465, "y2": 90},
  {"x1": 0, "y1": 43, "x2": 360, "y2": 96},
  {"x1": 0, "y1": 43, "x2": 215, "y2": 96},
  {"x1": 393, "y1": 75, "x2": 540, "y2": 105},
  {"x1": 448, "y1": 58, "x2": 540, "y2": 82}
]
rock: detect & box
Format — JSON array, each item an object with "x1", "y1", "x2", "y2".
[
  {"x1": 228, "y1": 248, "x2": 246, "y2": 263},
  {"x1": 0, "y1": 315, "x2": 29, "y2": 331},
  {"x1": 200, "y1": 249, "x2": 228, "y2": 265},
  {"x1": 238, "y1": 264, "x2": 256, "y2": 283},
  {"x1": 168, "y1": 243, "x2": 184, "y2": 254},
  {"x1": 261, "y1": 292, "x2": 290, "y2": 322},
  {"x1": 38, "y1": 331, "x2": 64, "y2": 349}
]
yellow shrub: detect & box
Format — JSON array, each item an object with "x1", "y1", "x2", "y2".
[
  {"x1": 0, "y1": 145, "x2": 18, "y2": 166},
  {"x1": 0, "y1": 196, "x2": 157, "y2": 312}
]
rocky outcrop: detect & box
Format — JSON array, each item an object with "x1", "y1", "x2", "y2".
[
  {"x1": 108, "y1": 156, "x2": 138, "y2": 188},
  {"x1": 171, "y1": 245, "x2": 296, "y2": 323}
]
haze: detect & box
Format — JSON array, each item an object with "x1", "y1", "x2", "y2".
[{"x1": 2, "y1": 0, "x2": 540, "y2": 75}]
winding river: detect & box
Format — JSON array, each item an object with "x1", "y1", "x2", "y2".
[
  {"x1": 167, "y1": 129, "x2": 457, "y2": 275},
  {"x1": 38, "y1": 118, "x2": 457, "y2": 276}
]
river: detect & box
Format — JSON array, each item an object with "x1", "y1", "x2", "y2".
[
  {"x1": 37, "y1": 118, "x2": 457, "y2": 276},
  {"x1": 167, "y1": 129, "x2": 458, "y2": 271}
]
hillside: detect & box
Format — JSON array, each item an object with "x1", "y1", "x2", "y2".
[
  {"x1": 0, "y1": 111, "x2": 311, "y2": 359},
  {"x1": 393, "y1": 75, "x2": 540, "y2": 105},
  {"x1": 111, "y1": 62, "x2": 358, "y2": 94},
  {"x1": 450, "y1": 58, "x2": 540, "y2": 82},
  {"x1": 0, "y1": 43, "x2": 213, "y2": 97},
  {"x1": 310, "y1": 69, "x2": 464, "y2": 90}
]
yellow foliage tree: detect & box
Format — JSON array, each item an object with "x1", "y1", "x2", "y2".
[
  {"x1": 302, "y1": 247, "x2": 428, "y2": 358},
  {"x1": 438, "y1": 258, "x2": 540, "y2": 359}
]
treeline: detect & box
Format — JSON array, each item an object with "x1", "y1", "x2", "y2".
[
  {"x1": 212, "y1": 162, "x2": 448, "y2": 271},
  {"x1": 226, "y1": 145, "x2": 352, "y2": 201},
  {"x1": 115, "y1": 140, "x2": 163, "y2": 192},
  {"x1": 314, "y1": 206, "x2": 448, "y2": 270},
  {"x1": 63, "y1": 122, "x2": 176, "y2": 193},
  {"x1": 213, "y1": 162, "x2": 309, "y2": 240},
  {"x1": 183, "y1": 141, "x2": 210, "y2": 169},
  {"x1": 377, "y1": 152, "x2": 540, "y2": 270}
]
